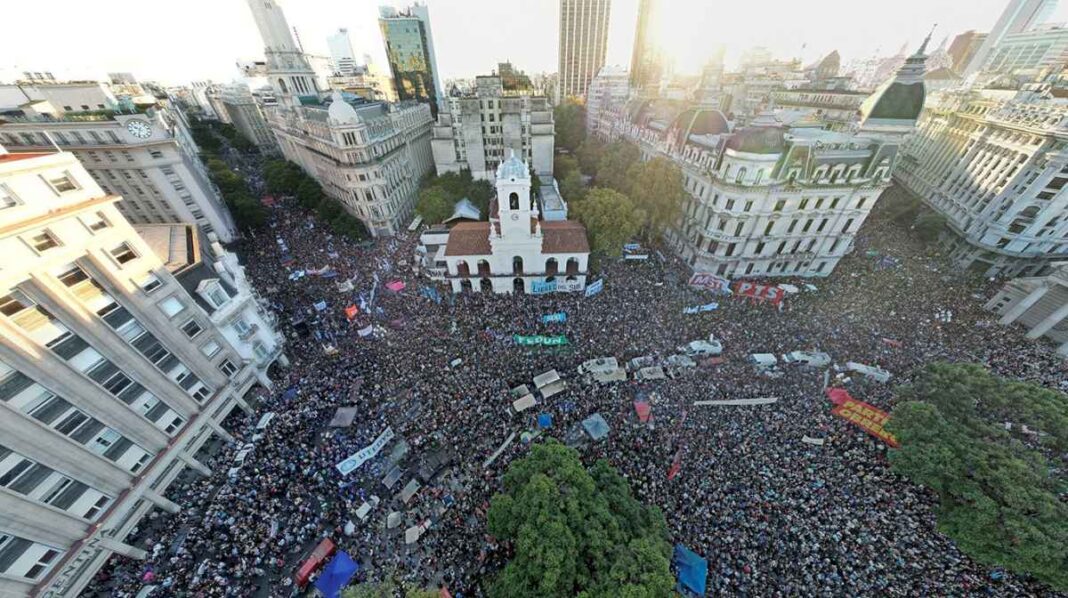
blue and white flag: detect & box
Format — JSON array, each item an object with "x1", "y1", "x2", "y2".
[
  {"x1": 683, "y1": 302, "x2": 719, "y2": 315},
  {"x1": 584, "y1": 279, "x2": 604, "y2": 297},
  {"x1": 541, "y1": 312, "x2": 568, "y2": 324}
]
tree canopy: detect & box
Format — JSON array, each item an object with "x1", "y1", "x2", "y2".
[
  {"x1": 596, "y1": 142, "x2": 641, "y2": 194},
  {"x1": 571, "y1": 188, "x2": 646, "y2": 257},
  {"x1": 625, "y1": 157, "x2": 686, "y2": 237},
  {"x1": 486, "y1": 440, "x2": 672, "y2": 598},
  {"x1": 341, "y1": 580, "x2": 437, "y2": 598},
  {"x1": 576, "y1": 139, "x2": 606, "y2": 177},
  {"x1": 416, "y1": 170, "x2": 494, "y2": 223},
  {"x1": 554, "y1": 101, "x2": 587, "y2": 152},
  {"x1": 263, "y1": 158, "x2": 369, "y2": 241},
  {"x1": 887, "y1": 363, "x2": 1068, "y2": 591},
  {"x1": 416, "y1": 186, "x2": 454, "y2": 224}
]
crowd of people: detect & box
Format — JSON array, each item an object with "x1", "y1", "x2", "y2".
[{"x1": 82, "y1": 165, "x2": 1067, "y2": 597}]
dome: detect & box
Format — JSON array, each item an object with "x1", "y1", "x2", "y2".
[
  {"x1": 497, "y1": 150, "x2": 528, "y2": 180},
  {"x1": 860, "y1": 80, "x2": 925, "y2": 122},
  {"x1": 327, "y1": 91, "x2": 361, "y2": 125},
  {"x1": 725, "y1": 126, "x2": 786, "y2": 155},
  {"x1": 669, "y1": 108, "x2": 730, "y2": 146}
]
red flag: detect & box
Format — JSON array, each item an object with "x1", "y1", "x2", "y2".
[
  {"x1": 344, "y1": 304, "x2": 359, "y2": 320},
  {"x1": 667, "y1": 449, "x2": 683, "y2": 480}
]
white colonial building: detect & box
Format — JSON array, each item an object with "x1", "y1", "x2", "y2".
[
  {"x1": 895, "y1": 87, "x2": 1068, "y2": 277},
  {"x1": 0, "y1": 146, "x2": 284, "y2": 597},
  {"x1": 442, "y1": 153, "x2": 589, "y2": 294},
  {"x1": 245, "y1": 0, "x2": 435, "y2": 237}
]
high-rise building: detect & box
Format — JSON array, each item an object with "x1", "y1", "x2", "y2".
[
  {"x1": 629, "y1": 0, "x2": 662, "y2": 90},
  {"x1": 984, "y1": 27, "x2": 1068, "y2": 75},
  {"x1": 378, "y1": 3, "x2": 445, "y2": 116},
  {"x1": 557, "y1": 0, "x2": 612, "y2": 104},
  {"x1": 0, "y1": 144, "x2": 284, "y2": 597},
  {"x1": 948, "y1": 31, "x2": 988, "y2": 71},
  {"x1": 585, "y1": 65, "x2": 630, "y2": 138},
  {"x1": 432, "y1": 75, "x2": 554, "y2": 181},
  {"x1": 0, "y1": 82, "x2": 240, "y2": 242},
  {"x1": 245, "y1": 0, "x2": 435, "y2": 237},
  {"x1": 327, "y1": 28, "x2": 358, "y2": 76},
  {"x1": 218, "y1": 84, "x2": 278, "y2": 152},
  {"x1": 895, "y1": 88, "x2": 1068, "y2": 277},
  {"x1": 961, "y1": 0, "x2": 1058, "y2": 77}
]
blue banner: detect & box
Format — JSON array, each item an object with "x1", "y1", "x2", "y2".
[
  {"x1": 683, "y1": 302, "x2": 719, "y2": 315},
  {"x1": 541, "y1": 312, "x2": 568, "y2": 324},
  {"x1": 531, "y1": 280, "x2": 556, "y2": 295},
  {"x1": 584, "y1": 279, "x2": 604, "y2": 297},
  {"x1": 421, "y1": 286, "x2": 442, "y2": 304}
]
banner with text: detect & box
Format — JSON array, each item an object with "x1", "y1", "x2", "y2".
[
  {"x1": 683, "y1": 302, "x2": 719, "y2": 315},
  {"x1": 541, "y1": 312, "x2": 568, "y2": 324},
  {"x1": 584, "y1": 279, "x2": 604, "y2": 297},
  {"x1": 531, "y1": 280, "x2": 585, "y2": 295},
  {"x1": 336, "y1": 427, "x2": 395, "y2": 475},
  {"x1": 733, "y1": 281, "x2": 785, "y2": 306},
  {"x1": 688, "y1": 273, "x2": 732, "y2": 294},
  {"x1": 831, "y1": 398, "x2": 899, "y2": 447},
  {"x1": 513, "y1": 334, "x2": 569, "y2": 346}
]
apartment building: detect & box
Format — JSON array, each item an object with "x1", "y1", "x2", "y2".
[{"x1": 0, "y1": 146, "x2": 283, "y2": 597}]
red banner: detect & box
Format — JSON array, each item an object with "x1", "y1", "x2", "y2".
[
  {"x1": 733, "y1": 281, "x2": 785, "y2": 305},
  {"x1": 825, "y1": 387, "x2": 853, "y2": 406},
  {"x1": 666, "y1": 449, "x2": 682, "y2": 480},
  {"x1": 832, "y1": 398, "x2": 899, "y2": 447},
  {"x1": 344, "y1": 305, "x2": 359, "y2": 320}
]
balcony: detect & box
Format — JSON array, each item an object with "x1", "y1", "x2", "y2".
[{"x1": 237, "y1": 323, "x2": 259, "y2": 341}]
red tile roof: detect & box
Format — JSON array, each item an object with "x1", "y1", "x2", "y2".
[
  {"x1": 444, "y1": 219, "x2": 589, "y2": 256},
  {"x1": 444, "y1": 221, "x2": 492, "y2": 256},
  {"x1": 0, "y1": 152, "x2": 51, "y2": 164},
  {"x1": 542, "y1": 220, "x2": 590, "y2": 254}
]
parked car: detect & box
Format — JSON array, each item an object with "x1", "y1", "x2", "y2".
[
  {"x1": 679, "y1": 336, "x2": 723, "y2": 357},
  {"x1": 578, "y1": 357, "x2": 619, "y2": 375},
  {"x1": 781, "y1": 351, "x2": 832, "y2": 367},
  {"x1": 845, "y1": 361, "x2": 892, "y2": 383},
  {"x1": 748, "y1": 353, "x2": 778, "y2": 370}
]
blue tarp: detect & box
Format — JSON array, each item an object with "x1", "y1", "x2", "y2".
[
  {"x1": 313, "y1": 551, "x2": 359, "y2": 598},
  {"x1": 537, "y1": 413, "x2": 553, "y2": 429},
  {"x1": 581, "y1": 413, "x2": 609, "y2": 440},
  {"x1": 283, "y1": 387, "x2": 299, "y2": 401},
  {"x1": 674, "y1": 544, "x2": 708, "y2": 597}
]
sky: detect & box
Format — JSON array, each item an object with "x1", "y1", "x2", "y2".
[{"x1": 2, "y1": 0, "x2": 1067, "y2": 85}]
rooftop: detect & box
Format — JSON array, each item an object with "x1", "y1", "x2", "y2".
[{"x1": 133, "y1": 223, "x2": 199, "y2": 273}]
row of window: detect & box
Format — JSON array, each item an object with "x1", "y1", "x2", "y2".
[
  {"x1": 0, "y1": 533, "x2": 62, "y2": 581},
  {"x1": 0, "y1": 445, "x2": 112, "y2": 521}
]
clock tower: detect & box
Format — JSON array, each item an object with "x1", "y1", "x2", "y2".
[{"x1": 495, "y1": 151, "x2": 538, "y2": 240}]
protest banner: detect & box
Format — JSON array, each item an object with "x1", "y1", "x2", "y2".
[
  {"x1": 683, "y1": 302, "x2": 719, "y2": 315},
  {"x1": 314, "y1": 300, "x2": 328, "y2": 312},
  {"x1": 688, "y1": 273, "x2": 731, "y2": 294},
  {"x1": 386, "y1": 280, "x2": 406, "y2": 292},
  {"x1": 513, "y1": 334, "x2": 569, "y2": 346},
  {"x1": 694, "y1": 397, "x2": 778, "y2": 406},
  {"x1": 831, "y1": 398, "x2": 899, "y2": 447},
  {"x1": 802, "y1": 435, "x2": 826, "y2": 446},
  {"x1": 584, "y1": 278, "x2": 604, "y2": 297},
  {"x1": 357, "y1": 325, "x2": 374, "y2": 337},
  {"x1": 420, "y1": 286, "x2": 442, "y2": 304},
  {"x1": 344, "y1": 305, "x2": 359, "y2": 320},
  {"x1": 532, "y1": 280, "x2": 585, "y2": 295},
  {"x1": 733, "y1": 281, "x2": 785, "y2": 306},
  {"x1": 541, "y1": 312, "x2": 568, "y2": 324},
  {"x1": 335, "y1": 427, "x2": 395, "y2": 475},
  {"x1": 531, "y1": 280, "x2": 555, "y2": 295},
  {"x1": 336, "y1": 279, "x2": 354, "y2": 293}
]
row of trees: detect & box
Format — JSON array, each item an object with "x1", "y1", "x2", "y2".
[
  {"x1": 188, "y1": 119, "x2": 268, "y2": 232},
  {"x1": 487, "y1": 441, "x2": 674, "y2": 597},
  {"x1": 264, "y1": 159, "x2": 370, "y2": 240},
  {"x1": 415, "y1": 170, "x2": 495, "y2": 224},
  {"x1": 887, "y1": 363, "x2": 1068, "y2": 590}
]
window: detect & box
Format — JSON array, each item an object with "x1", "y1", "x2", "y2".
[
  {"x1": 0, "y1": 184, "x2": 19, "y2": 209},
  {"x1": 200, "y1": 339, "x2": 221, "y2": 358},
  {"x1": 181, "y1": 319, "x2": 202, "y2": 338},
  {"x1": 29, "y1": 230, "x2": 60, "y2": 252},
  {"x1": 159, "y1": 297, "x2": 184, "y2": 317},
  {"x1": 55, "y1": 264, "x2": 89, "y2": 287},
  {"x1": 232, "y1": 318, "x2": 251, "y2": 337},
  {"x1": 207, "y1": 287, "x2": 228, "y2": 308},
  {"x1": 253, "y1": 342, "x2": 270, "y2": 361},
  {"x1": 82, "y1": 211, "x2": 109, "y2": 232},
  {"x1": 110, "y1": 243, "x2": 137, "y2": 264},
  {"x1": 192, "y1": 387, "x2": 211, "y2": 402},
  {"x1": 137, "y1": 273, "x2": 162, "y2": 293},
  {"x1": 773, "y1": 200, "x2": 786, "y2": 212},
  {"x1": 45, "y1": 173, "x2": 78, "y2": 194},
  {"x1": 219, "y1": 359, "x2": 237, "y2": 377}
]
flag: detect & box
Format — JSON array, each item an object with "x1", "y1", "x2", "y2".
[
  {"x1": 667, "y1": 449, "x2": 683, "y2": 481},
  {"x1": 344, "y1": 305, "x2": 359, "y2": 320}
]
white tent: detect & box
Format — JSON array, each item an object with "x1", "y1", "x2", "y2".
[
  {"x1": 533, "y1": 369, "x2": 562, "y2": 389},
  {"x1": 512, "y1": 395, "x2": 537, "y2": 412},
  {"x1": 539, "y1": 379, "x2": 567, "y2": 399}
]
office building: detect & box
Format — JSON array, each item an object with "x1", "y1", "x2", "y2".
[
  {"x1": 327, "y1": 28, "x2": 359, "y2": 76},
  {"x1": 557, "y1": 0, "x2": 612, "y2": 103},
  {"x1": 0, "y1": 145, "x2": 283, "y2": 597},
  {"x1": 895, "y1": 88, "x2": 1068, "y2": 277},
  {"x1": 0, "y1": 82, "x2": 239, "y2": 242},
  {"x1": 432, "y1": 75, "x2": 554, "y2": 181},
  {"x1": 245, "y1": 0, "x2": 435, "y2": 237},
  {"x1": 585, "y1": 65, "x2": 630, "y2": 138},
  {"x1": 948, "y1": 31, "x2": 989, "y2": 71},
  {"x1": 629, "y1": 0, "x2": 662, "y2": 90},
  {"x1": 218, "y1": 84, "x2": 278, "y2": 152},
  {"x1": 984, "y1": 27, "x2": 1068, "y2": 75},
  {"x1": 961, "y1": 0, "x2": 1058, "y2": 77},
  {"x1": 378, "y1": 3, "x2": 445, "y2": 115}
]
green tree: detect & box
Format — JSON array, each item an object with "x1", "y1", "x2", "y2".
[
  {"x1": 554, "y1": 101, "x2": 587, "y2": 152},
  {"x1": 416, "y1": 186, "x2": 455, "y2": 224},
  {"x1": 487, "y1": 440, "x2": 672, "y2": 598},
  {"x1": 264, "y1": 160, "x2": 304, "y2": 196},
  {"x1": 568, "y1": 189, "x2": 645, "y2": 257},
  {"x1": 296, "y1": 178, "x2": 324, "y2": 210},
  {"x1": 554, "y1": 155, "x2": 580, "y2": 180},
  {"x1": 468, "y1": 179, "x2": 494, "y2": 217},
  {"x1": 596, "y1": 142, "x2": 640, "y2": 193},
  {"x1": 625, "y1": 157, "x2": 686, "y2": 237},
  {"x1": 576, "y1": 139, "x2": 606, "y2": 176},
  {"x1": 887, "y1": 363, "x2": 1068, "y2": 591},
  {"x1": 560, "y1": 170, "x2": 587, "y2": 203},
  {"x1": 914, "y1": 211, "x2": 946, "y2": 243},
  {"x1": 342, "y1": 580, "x2": 438, "y2": 598}
]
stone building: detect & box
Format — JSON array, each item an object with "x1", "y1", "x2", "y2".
[
  {"x1": 0, "y1": 83, "x2": 238, "y2": 242},
  {"x1": 585, "y1": 65, "x2": 630, "y2": 139},
  {"x1": 895, "y1": 87, "x2": 1068, "y2": 277},
  {"x1": 0, "y1": 146, "x2": 283, "y2": 597},
  {"x1": 986, "y1": 262, "x2": 1068, "y2": 354},
  {"x1": 218, "y1": 84, "x2": 278, "y2": 152},
  {"x1": 431, "y1": 75, "x2": 554, "y2": 181},
  {"x1": 557, "y1": 0, "x2": 612, "y2": 103},
  {"x1": 442, "y1": 153, "x2": 589, "y2": 293}
]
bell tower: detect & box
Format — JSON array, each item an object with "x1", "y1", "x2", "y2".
[{"x1": 495, "y1": 151, "x2": 538, "y2": 240}]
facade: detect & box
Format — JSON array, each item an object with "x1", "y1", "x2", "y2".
[
  {"x1": 986, "y1": 262, "x2": 1068, "y2": 354},
  {"x1": 557, "y1": 0, "x2": 612, "y2": 103},
  {"x1": 431, "y1": 76, "x2": 554, "y2": 181},
  {"x1": 0, "y1": 90, "x2": 239, "y2": 243},
  {"x1": 0, "y1": 147, "x2": 283, "y2": 598},
  {"x1": 378, "y1": 3, "x2": 445, "y2": 116},
  {"x1": 962, "y1": 0, "x2": 1057, "y2": 77},
  {"x1": 983, "y1": 27, "x2": 1068, "y2": 75},
  {"x1": 948, "y1": 31, "x2": 988, "y2": 72},
  {"x1": 245, "y1": 0, "x2": 435, "y2": 237},
  {"x1": 442, "y1": 153, "x2": 589, "y2": 293},
  {"x1": 326, "y1": 65, "x2": 398, "y2": 103},
  {"x1": 218, "y1": 84, "x2": 278, "y2": 152},
  {"x1": 597, "y1": 43, "x2": 929, "y2": 279},
  {"x1": 769, "y1": 87, "x2": 869, "y2": 131},
  {"x1": 895, "y1": 88, "x2": 1068, "y2": 277},
  {"x1": 586, "y1": 65, "x2": 630, "y2": 138},
  {"x1": 327, "y1": 28, "x2": 358, "y2": 76},
  {"x1": 629, "y1": 0, "x2": 662, "y2": 90}
]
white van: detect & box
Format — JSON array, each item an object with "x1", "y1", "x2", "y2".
[
  {"x1": 252, "y1": 412, "x2": 275, "y2": 441},
  {"x1": 748, "y1": 353, "x2": 778, "y2": 370},
  {"x1": 846, "y1": 362, "x2": 892, "y2": 383},
  {"x1": 578, "y1": 357, "x2": 619, "y2": 375},
  {"x1": 782, "y1": 351, "x2": 832, "y2": 367}
]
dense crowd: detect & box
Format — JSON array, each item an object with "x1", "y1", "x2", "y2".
[{"x1": 82, "y1": 172, "x2": 1067, "y2": 597}]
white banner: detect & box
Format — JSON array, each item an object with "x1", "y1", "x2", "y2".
[
  {"x1": 336, "y1": 427, "x2": 395, "y2": 475},
  {"x1": 357, "y1": 325, "x2": 374, "y2": 337},
  {"x1": 802, "y1": 435, "x2": 826, "y2": 446},
  {"x1": 694, "y1": 397, "x2": 778, "y2": 406}
]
